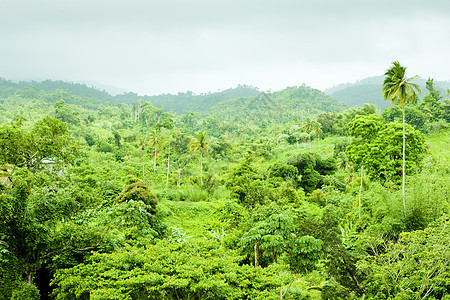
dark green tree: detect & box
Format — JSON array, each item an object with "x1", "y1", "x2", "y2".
[{"x1": 54, "y1": 100, "x2": 79, "y2": 125}]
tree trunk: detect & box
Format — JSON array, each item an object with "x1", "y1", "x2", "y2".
[
  {"x1": 154, "y1": 145, "x2": 157, "y2": 169},
  {"x1": 166, "y1": 136, "x2": 171, "y2": 187},
  {"x1": 359, "y1": 165, "x2": 363, "y2": 219},
  {"x1": 177, "y1": 169, "x2": 181, "y2": 187},
  {"x1": 254, "y1": 242, "x2": 259, "y2": 267},
  {"x1": 402, "y1": 106, "x2": 406, "y2": 216},
  {"x1": 318, "y1": 133, "x2": 320, "y2": 153},
  {"x1": 200, "y1": 152, "x2": 203, "y2": 186},
  {"x1": 309, "y1": 135, "x2": 311, "y2": 152},
  {"x1": 141, "y1": 145, "x2": 145, "y2": 182}
]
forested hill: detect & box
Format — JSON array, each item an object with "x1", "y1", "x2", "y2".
[
  {"x1": 0, "y1": 78, "x2": 260, "y2": 113},
  {"x1": 140, "y1": 85, "x2": 260, "y2": 113},
  {"x1": 207, "y1": 85, "x2": 346, "y2": 124},
  {"x1": 0, "y1": 78, "x2": 113, "y2": 101},
  {"x1": 325, "y1": 75, "x2": 450, "y2": 110}
]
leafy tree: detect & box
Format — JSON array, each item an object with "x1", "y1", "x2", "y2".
[
  {"x1": 85, "y1": 113, "x2": 96, "y2": 124},
  {"x1": 382, "y1": 61, "x2": 421, "y2": 214},
  {"x1": 189, "y1": 131, "x2": 209, "y2": 186},
  {"x1": 419, "y1": 78, "x2": 442, "y2": 120},
  {"x1": 239, "y1": 211, "x2": 322, "y2": 271},
  {"x1": 287, "y1": 153, "x2": 336, "y2": 194},
  {"x1": 51, "y1": 239, "x2": 291, "y2": 300},
  {"x1": 369, "y1": 122, "x2": 426, "y2": 183},
  {"x1": 314, "y1": 201, "x2": 366, "y2": 297},
  {"x1": 0, "y1": 116, "x2": 78, "y2": 171},
  {"x1": 347, "y1": 115, "x2": 426, "y2": 192},
  {"x1": 228, "y1": 153, "x2": 270, "y2": 207},
  {"x1": 346, "y1": 114, "x2": 383, "y2": 169},
  {"x1": 359, "y1": 215, "x2": 450, "y2": 299},
  {"x1": 288, "y1": 125, "x2": 302, "y2": 148},
  {"x1": 54, "y1": 100, "x2": 80, "y2": 125}
]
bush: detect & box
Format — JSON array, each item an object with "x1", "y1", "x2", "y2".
[
  {"x1": 10, "y1": 282, "x2": 40, "y2": 300},
  {"x1": 115, "y1": 181, "x2": 158, "y2": 213}
]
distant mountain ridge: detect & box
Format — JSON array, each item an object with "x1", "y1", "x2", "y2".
[
  {"x1": 0, "y1": 78, "x2": 260, "y2": 113},
  {"x1": 325, "y1": 75, "x2": 450, "y2": 111}
]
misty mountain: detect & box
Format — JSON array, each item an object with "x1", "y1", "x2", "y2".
[
  {"x1": 0, "y1": 78, "x2": 260, "y2": 114},
  {"x1": 325, "y1": 75, "x2": 450, "y2": 111}
]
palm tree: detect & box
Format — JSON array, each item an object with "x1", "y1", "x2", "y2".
[
  {"x1": 166, "y1": 134, "x2": 172, "y2": 187},
  {"x1": 189, "y1": 131, "x2": 209, "y2": 186},
  {"x1": 312, "y1": 121, "x2": 323, "y2": 153},
  {"x1": 136, "y1": 135, "x2": 149, "y2": 182},
  {"x1": 382, "y1": 61, "x2": 421, "y2": 215},
  {"x1": 149, "y1": 128, "x2": 162, "y2": 169},
  {"x1": 301, "y1": 118, "x2": 313, "y2": 152}
]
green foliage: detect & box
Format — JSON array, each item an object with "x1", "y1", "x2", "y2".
[
  {"x1": 347, "y1": 116, "x2": 427, "y2": 184},
  {"x1": 55, "y1": 100, "x2": 80, "y2": 125},
  {"x1": 115, "y1": 180, "x2": 158, "y2": 214},
  {"x1": 228, "y1": 153, "x2": 271, "y2": 207},
  {"x1": 0, "y1": 116, "x2": 79, "y2": 170},
  {"x1": 10, "y1": 281, "x2": 40, "y2": 300},
  {"x1": 0, "y1": 76, "x2": 448, "y2": 299},
  {"x1": 52, "y1": 238, "x2": 291, "y2": 300},
  {"x1": 240, "y1": 211, "x2": 323, "y2": 272},
  {"x1": 359, "y1": 215, "x2": 450, "y2": 299},
  {"x1": 286, "y1": 153, "x2": 337, "y2": 194}
]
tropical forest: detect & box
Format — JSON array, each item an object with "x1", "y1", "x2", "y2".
[{"x1": 1, "y1": 62, "x2": 449, "y2": 300}]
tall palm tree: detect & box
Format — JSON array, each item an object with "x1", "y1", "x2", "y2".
[
  {"x1": 382, "y1": 61, "x2": 420, "y2": 215},
  {"x1": 166, "y1": 134, "x2": 172, "y2": 187},
  {"x1": 301, "y1": 118, "x2": 313, "y2": 152},
  {"x1": 136, "y1": 135, "x2": 149, "y2": 182},
  {"x1": 189, "y1": 131, "x2": 208, "y2": 186},
  {"x1": 312, "y1": 121, "x2": 323, "y2": 153},
  {"x1": 149, "y1": 128, "x2": 162, "y2": 169}
]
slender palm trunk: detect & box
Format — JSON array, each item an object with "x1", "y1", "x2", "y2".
[
  {"x1": 359, "y1": 165, "x2": 363, "y2": 219},
  {"x1": 200, "y1": 152, "x2": 203, "y2": 186},
  {"x1": 154, "y1": 145, "x2": 157, "y2": 169},
  {"x1": 402, "y1": 106, "x2": 406, "y2": 215},
  {"x1": 309, "y1": 135, "x2": 311, "y2": 152},
  {"x1": 166, "y1": 136, "x2": 171, "y2": 187},
  {"x1": 318, "y1": 133, "x2": 320, "y2": 153},
  {"x1": 254, "y1": 242, "x2": 259, "y2": 267},
  {"x1": 141, "y1": 145, "x2": 145, "y2": 182}
]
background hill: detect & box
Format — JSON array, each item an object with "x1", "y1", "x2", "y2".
[
  {"x1": 325, "y1": 75, "x2": 450, "y2": 111},
  {"x1": 207, "y1": 85, "x2": 346, "y2": 124},
  {"x1": 0, "y1": 78, "x2": 260, "y2": 114}
]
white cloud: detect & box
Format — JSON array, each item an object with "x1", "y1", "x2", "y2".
[{"x1": 1, "y1": 0, "x2": 450, "y2": 95}]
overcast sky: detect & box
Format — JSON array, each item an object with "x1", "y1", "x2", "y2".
[{"x1": 1, "y1": 0, "x2": 449, "y2": 95}]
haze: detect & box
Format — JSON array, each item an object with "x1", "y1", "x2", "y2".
[{"x1": 1, "y1": 0, "x2": 449, "y2": 95}]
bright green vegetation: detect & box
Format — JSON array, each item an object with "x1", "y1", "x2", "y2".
[{"x1": 0, "y1": 70, "x2": 449, "y2": 299}]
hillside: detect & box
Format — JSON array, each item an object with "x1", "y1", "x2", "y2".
[
  {"x1": 325, "y1": 75, "x2": 450, "y2": 110},
  {"x1": 1, "y1": 73, "x2": 449, "y2": 300},
  {"x1": 207, "y1": 85, "x2": 346, "y2": 125},
  {"x1": 0, "y1": 78, "x2": 261, "y2": 114},
  {"x1": 143, "y1": 84, "x2": 260, "y2": 113}
]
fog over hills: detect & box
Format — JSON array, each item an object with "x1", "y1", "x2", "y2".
[{"x1": 324, "y1": 75, "x2": 450, "y2": 111}]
